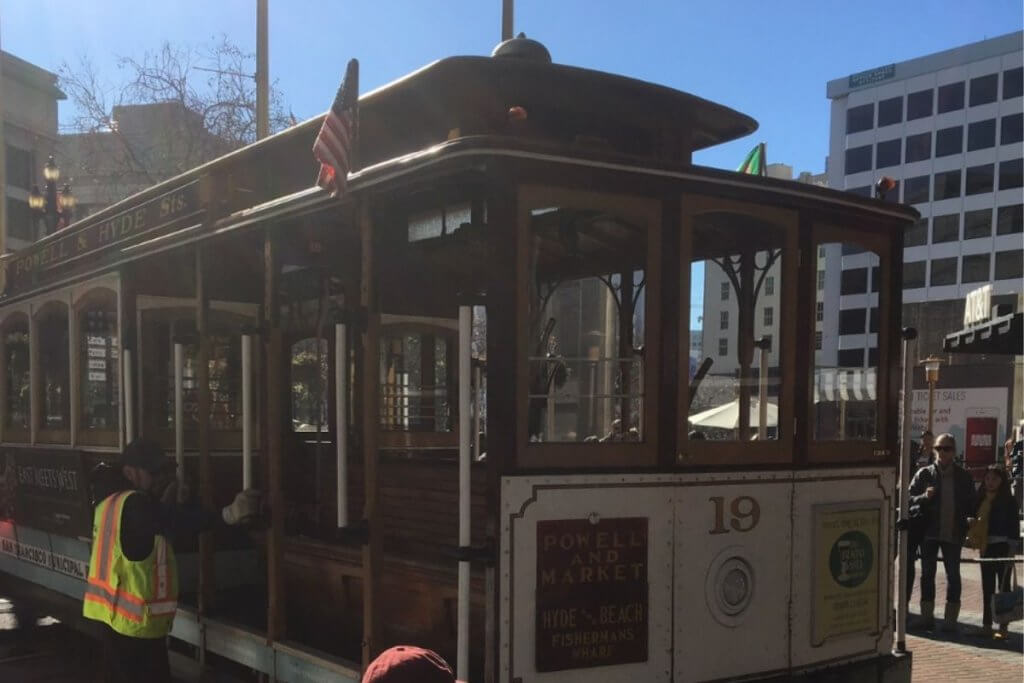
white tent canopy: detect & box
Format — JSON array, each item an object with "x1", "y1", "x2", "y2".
[{"x1": 689, "y1": 399, "x2": 778, "y2": 430}]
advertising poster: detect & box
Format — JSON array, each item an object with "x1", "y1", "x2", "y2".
[
  {"x1": 812, "y1": 504, "x2": 881, "y2": 646},
  {"x1": 910, "y1": 387, "x2": 1008, "y2": 465}
]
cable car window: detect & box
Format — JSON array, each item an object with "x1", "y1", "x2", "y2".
[
  {"x1": 527, "y1": 206, "x2": 647, "y2": 444},
  {"x1": 78, "y1": 289, "x2": 120, "y2": 445},
  {"x1": 291, "y1": 338, "x2": 329, "y2": 432},
  {"x1": 812, "y1": 242, "x2": 882, "y2": 443},
  {"x1": 35, "y1": 301, "x2": 70, "y2": 441},
  {"x1": 1, "y1": 314, "x2": 30, "y2": 440},
  {"x1": 688, "y1": 212, "x2": 784, "y2": 443},
  {"x1": 380, "y1": 328, "x2": 453, "y2": 432}
]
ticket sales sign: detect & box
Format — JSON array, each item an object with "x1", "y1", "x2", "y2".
[{"x1": 535, "y1": 517, "x2": 648, "y2": 672}]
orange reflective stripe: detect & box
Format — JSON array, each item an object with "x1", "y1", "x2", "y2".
[
  {"x1": 94, "y1": 495, "x2": 119, "y2": 582},
  {"x1": 87, "y1": 577, "x2": 146, "y2": 606},
  {"x1": 83, "y1": 592, "x2": 143, "y2": 623}
]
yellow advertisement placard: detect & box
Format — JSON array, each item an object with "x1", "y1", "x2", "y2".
[{"x1": 812, "y1": 504, "x2": 881, "y2": 646}]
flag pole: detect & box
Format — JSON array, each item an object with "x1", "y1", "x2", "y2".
[
  {"x1": 760, "y1": 142, "x2": 767, "y2": 177},
  {"x1": 502, "y1": 0, "x2": 514, "y2": 40},
  {"x1": 256, "y1": 0, "x2": 269, "y2": 140}
]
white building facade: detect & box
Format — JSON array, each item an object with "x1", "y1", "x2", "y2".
[{"x1": 825, "y1": 32, "x2": 1023, "y2": 367}]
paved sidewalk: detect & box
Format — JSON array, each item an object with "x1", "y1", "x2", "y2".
[{"x1": 906, "y1": 552, "x2": 1023, "y2": 682}]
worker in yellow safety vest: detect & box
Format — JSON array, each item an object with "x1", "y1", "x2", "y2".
[{"x1": 83, "y1": 440, "x2": 259, "y2": 683}]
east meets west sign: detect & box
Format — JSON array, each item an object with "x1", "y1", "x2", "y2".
[{"x1": 7, "y1": 181, "x2": 201, "y2": 288}]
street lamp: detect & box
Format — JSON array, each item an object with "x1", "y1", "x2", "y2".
[
  {"x1": 918, "y1": 355, "x2": 945, "y2": 435},
  {"x1": 28, "y1": 155, "x2": 76, "y2": 239}
]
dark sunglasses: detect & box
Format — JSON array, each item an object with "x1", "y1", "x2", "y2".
[{"x1": 934, "y1": 445, "x2": 955, "y2": 452}]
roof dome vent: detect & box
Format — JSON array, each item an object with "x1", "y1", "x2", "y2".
[{"x1": 491, "y1": 33, "x2": 552, "y2": 63}]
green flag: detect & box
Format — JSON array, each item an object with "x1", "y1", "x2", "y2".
[{"x1": 737, "y1": 142, "x2": 766, "y2": 176}]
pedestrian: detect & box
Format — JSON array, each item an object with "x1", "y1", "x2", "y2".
[
  {"x1": 1007, "y1": 431, "x2": 1023, "y2": 510},
  {"x1": 903, "y1": 430, "x2": 934, "y2": 606},
  {"x1": 83, "y1": 440, "x2": 260, "y2": 683},
  {"x1": 965, "y1": 465, "x2": 1021, "y2": 639},
  {"x1": 916, "y1": 430, "x2": 934, "y2": 468},
  {"x1": 362, "y1": 645, "x2": 463, "y2": 683},
  {"x1": 908, "y1": 432, "x2": 976, "y2": 633}
]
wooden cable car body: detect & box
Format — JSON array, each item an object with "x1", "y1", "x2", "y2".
[{"x1": 0, "y1": 37, "x2": 917, "y2": 682}]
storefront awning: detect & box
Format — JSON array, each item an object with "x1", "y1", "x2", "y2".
[
  {"x1": 813, "y1": 367, "x2": 877, "y2": 403},
  {"x1": 943, "y1": 312, "x2": 1023, "y2": 355}
]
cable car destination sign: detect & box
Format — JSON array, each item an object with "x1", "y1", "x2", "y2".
[
  {"x1": 6, "y1": 181, "x2": 201, "y2": 290},
  {"x1": 535, "y1": 516, "x2": 649, "y2": 672}
]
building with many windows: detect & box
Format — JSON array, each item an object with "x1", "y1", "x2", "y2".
[
  {"x1": 825, "y1": 31, "x2": 1023, "y2": 442},
  {"x1": 2, "y1": 51, "x2": 65, "y2": 251}
]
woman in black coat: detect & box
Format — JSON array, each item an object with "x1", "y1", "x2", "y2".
[{"x1": 967, "y1": 465, "x2": 1021, "y2": 638}]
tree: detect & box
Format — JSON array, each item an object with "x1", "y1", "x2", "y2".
[{"x1": 57, "y1": 36, "x2": 292, "y2": 213}]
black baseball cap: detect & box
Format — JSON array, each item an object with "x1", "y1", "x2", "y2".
[{"x1": 121, "y1": 439, "x2": 174, "y2": 473}]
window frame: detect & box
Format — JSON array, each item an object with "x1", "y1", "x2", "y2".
[
  {"x1": 74, "y1": 287, "x2": 121, "y2": 448},
  {"x1": 0, "y1": 310, "x2": 32, "y2": 444},
  {"x1": 33, "y1": 298, "x2": 72, "y2": 445},
  {"x1": 807, "y1": 224, "x2": 891, "y2": 464},
  {"x1": 678, "y1": 195, "x2": 797, "y2": 467},
  {"x1": 517, "y1": 185, "x2": 661, "y2": 469}
]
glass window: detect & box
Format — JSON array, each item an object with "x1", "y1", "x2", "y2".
[
  {"x1": 1004, "y1": 67, "x2": 1024, "y2": 100},
  {"x1": 961, "y1": 253, "x2": 990, "y2": 283},
  {"x1": 870, "y1": 266, "x2": 880, "y2": 293},
  {"x1": 877, "y1": 96, "x2": 903, "y2": 126},
  {"x1": 78, "y1": 290, "x2": 120, "y2": 443},
  {"x1": 937, "y1": 82, "x2": 965, "y2": 113},
  {"x1": 5, "y1": 198, "x2": 33, "y2": 242},
  {"x1": 935, "y1": 126, "x2": 963, "y2": 157},
  {"x1": 965, "y1": 164, "x2": 994, "y2": 196},
  {"x1": 904, "y1": 219, "x2": 928, "y2": 247},
  {"x1": 763, "y1": 307, "x2": 773, "y2": 327},
  {"x1": 904, "y1": 175, "x2": 931, "y2": 204},
  {"x1": 905, "y1": 132, "x2": 931, "y2": 162},
  {"x1": 765, "y1": 276, "x2": 775, "y2": 296},
  {"x1": 969, "y1": 73, "x2": 998, "y2": 106},
  {"x1": 842, "y1": 243, "x2": 866, "y2": 256},
  {"x1": 817, "y1": 269, "x2": 825, "y2": 290},
  {"x1": 720, "y1": 310, "x2": 729, "y2": 330},
  {"x1": 528, "y1": 202, "x2": 648, "y2": 444},
  {"x1": 930, "y1": 257, "x2": 958, "y2": 286},
  {"x1": 689, "y1": 210, "x2": 785, "y2": 442},
  {"x1": 837, "y1": 349, "x2": 865, "y2": 367},
  {"x1": 932, "y1": 214, "x2": 960, "y2": 243},
  {"x1": 1, "y1": 315, "x2": 30, "y2": 439},
  {"x1": 875, "y1": 139, "x2": 901, "y2": 168},
  {"x1": 839, "y1": 309, "x2": 866, "y2": 335},
  {"x1": 847, "y1": 186, "x2": 872, "y2": 198},
  {"x1": 407, "y1": 201, "x2": 472, "y2": 242},
  {"x1": 869, "y1": 308, "x2": 879, "y2": 333},
  {"x1": 995, "y1": 250, "x2": 1023, "y2": 280},
  {"x1": 1002, "y1": 113, "x2": 1024, "y2": 145},
  {"x1": 816, "y1": 301, "x2": 824, "y2": 321},
  {"x1": 381, "y1": 330, "x2": 452, "y2": 432},
  {"x1": 840, "y1": 267, "x2": 868, "y2": 295},
  {"x1": 35, "y1": 302, "x2": 70, "y2": 439},
  {"x1": 815, "y1": 331, "x2": 822, "y2": 350},
  {"x1": 5, "y1": 145, "x2": 32, "y2": 190},
  {"x1": 868, "y1": 348, "x2": 879, "y2": 367},
  {"x1": 907, "y1": 89, "x2": 933, "y2": 120},
  {"x1": 933, "y1": 169, "x2": 961, "y2": 200},
  {"x1": 1000, "y1": 159, "x2": 1023, "y2": 191},
  {"x1": 967, "y1": 119, "x2": 996, "y2": 151},
  {"x1": 903, "y1": 261, "x2": 926, "y2": 289},
  {"x1": 963, "y1": 209, "x2": 992, "y2": 239},
  {"x1": 997, "y1": 204, "x2": 1023, "y2": 235},
  {"x1": 291, "y1": 338, "x2": 329, "y2": 432},
  {"x1": 720, "y1": 282, "x2": 729, "y2": 301},
  {"x1": 846, "y1": 103, "x2": 874, "y2": 134},
  {"x1": 844, "y1": 145, "x2": 872, "y2": 175}
]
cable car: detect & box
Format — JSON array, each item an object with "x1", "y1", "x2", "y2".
[{"x1": 0, "y1": 33, "x2": 916, "y2": 682}]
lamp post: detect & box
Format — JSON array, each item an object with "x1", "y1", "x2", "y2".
[
  {"x1": 28, "y1": 155, "x2": 76, "y2": 240},
  {"x1": 919, "y1": 356, "x2": 945, "y2": 435}
]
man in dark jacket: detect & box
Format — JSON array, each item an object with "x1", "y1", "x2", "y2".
[{"x1": 908, "y1": 432, "x2": 976, "y2": 632}]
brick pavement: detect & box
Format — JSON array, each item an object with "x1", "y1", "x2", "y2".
[{"x1": 906, "y1": 552, "x2": 1023, "y2": 682}]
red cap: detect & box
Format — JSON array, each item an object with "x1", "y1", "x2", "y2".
[{"x1": 362, "y1": 646, "x2": 460, "y2": 683}]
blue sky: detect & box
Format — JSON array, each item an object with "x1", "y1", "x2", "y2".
[{"x1": 3, "y1": 0, "x2": 1021, "y2": 175}]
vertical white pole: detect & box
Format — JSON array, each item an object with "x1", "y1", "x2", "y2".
[
  {"x1": 123, "y1": 349, "x2": 134, "y2": 443},
  {"x1": 895, "y1": 328, "x2": 916, "y2": 652},
  {"x1": 174, "y1": 342, "x2": 185, "y2": 495},
  {"x1": 758, "y1": 346, "x2": 768, "y2": 439},
  {"x1": 457, "y1": 305, "x2": 471, "y2": 680},
  {"x1": 335, "y1": 323, "x2": 348, "y2": 527},
  {"x1": 473, "y1": 363, "x2": 481, "y2": 459},
  {"x1": 241, "y1": 334, "x2": 253, "y2": 490}
]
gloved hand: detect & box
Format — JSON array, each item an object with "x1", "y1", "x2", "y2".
[{"x1": 222, "y1": 489, "x2": 261, "y2": 525}]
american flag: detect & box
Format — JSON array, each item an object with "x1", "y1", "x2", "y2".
[{"x1": 314, "y1": 58, "x2": 359, "y2": 195}]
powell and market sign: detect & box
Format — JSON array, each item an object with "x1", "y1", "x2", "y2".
[{"x1": 6, "y1": 181, "x2": 201, "y2": 290}]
